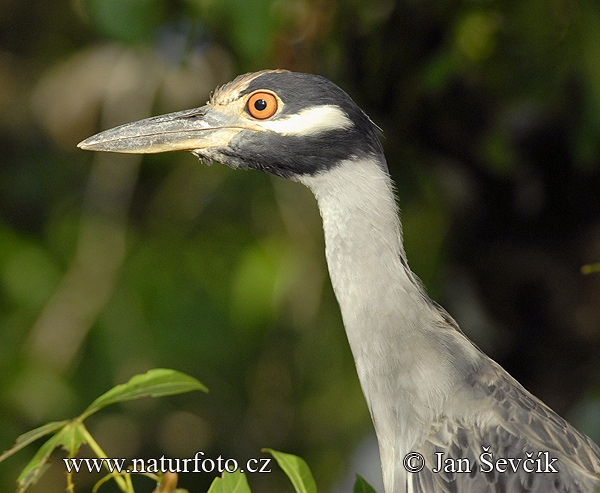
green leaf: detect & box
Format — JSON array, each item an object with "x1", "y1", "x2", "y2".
[
  {"x1": 207, "y1": 470, "x2": 251, "y2": 493},
  {"x1": 57, "y1": 421, "x2": 88, "y2": 457},
  {"x1": 263, "y1": 449, "x2": 317, "y2": 493},
  {"x1": 16, "y1": 421, "x2": 88, "y2": 492},
  {"x1": 16, "y1": 431, "x2": 63, "y2": 491},
  {"x1": 81, "y1": 369, "x2": 208, "y2": 419},
  {"x1": 2, "y1": 370, "x2": 206, "y2": 491},
  {"x1": 353, "y1": 474, "x2": 378, "y2": 493},
  {"x1": 0, "y1": 420, "x2": 68, "y2": 463}
]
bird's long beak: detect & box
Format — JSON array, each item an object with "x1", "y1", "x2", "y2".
[{"x1": 78, "y1": 105, "x2": 246, "y2": 154}]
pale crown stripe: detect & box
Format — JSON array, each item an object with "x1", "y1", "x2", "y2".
[{"x1": 259, "y1": 105, "x2": 352, "y2": 135}]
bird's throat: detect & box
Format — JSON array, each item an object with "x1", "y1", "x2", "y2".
[
  {"x1": 298, "y1": 157, "x2": 474, "y2": 490},
  {"x1": 298, "y1": 156, "x2": 430, "y2": 354}
]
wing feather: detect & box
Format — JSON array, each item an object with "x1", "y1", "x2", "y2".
[{"x1": 409, "y1": 360, "x2": 600, "y2": 492}]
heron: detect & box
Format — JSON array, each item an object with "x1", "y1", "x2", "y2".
[{"x1": 79, "y1": 69, "x2": 600, "y2": 492}]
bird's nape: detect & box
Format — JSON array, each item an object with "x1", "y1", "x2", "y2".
[{"x1": 79, "y1": 70, "x2": 600, "y2": 492}]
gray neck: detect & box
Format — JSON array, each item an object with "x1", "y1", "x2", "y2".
[{"x1": 298, "y1": 157, "x2": 480, "y2": 491}]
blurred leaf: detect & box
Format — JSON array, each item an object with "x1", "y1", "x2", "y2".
[
  {"x1": 581, "y1": 263, "x2": 600, "y2": 275},
  {"x1": 85, "y1": 0, "x2": 165, "y2": 43},
  {"x1": 0, "y1": 420, "x2": 68, "y2": 463},
  {"x1": 16, "y1": 429, "x2": 63, "y2": 491},
  {"x1": 454, "y1": 11, "x2": 500, "y2": 62},
  {"x1": 82, "y1": 369, "x2": 208, "y2": 419},
  {"x1": 422, "y1": 50, "x2": 460, "y2": 93},
  {"x1": 230, "y1": 240, "x2": 284, "y2": 330},
  {"x1": 353, "y1": 474, "x2": 377, "y2": 493},
  {"x1": 15, "y1": 421, "x2": 88, "y2": 491},
  {"x1": 402, "y1": 198, "x2": 449, "y2": 290},
  {"x1": 187, "y1": 0, "x2": 278, "y2": 64},
  {"x1": 480, "y1": 125, "x2": 518, "y2": 176},
  {"x1": 206, "y1": 470, "x2": 251, "y2": 493},
  {"x1": 263, "y1": 449, "x2": 317, "y2": 493},
  {"x1": 1, "y1": 244, "x2": 62, "y2": 308}
]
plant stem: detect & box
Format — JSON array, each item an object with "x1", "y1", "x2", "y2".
[{"x1": 78, "y1": 421, "x2": 130, "y2": 492}]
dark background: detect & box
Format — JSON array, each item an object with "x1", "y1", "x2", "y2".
[{"x1": 1, "y1": 0, "x2": 599, "y2": 491}]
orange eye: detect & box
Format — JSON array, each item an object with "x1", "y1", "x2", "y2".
[{"x1": 247, "y1": 92, "x2": 278, "y2": 119}]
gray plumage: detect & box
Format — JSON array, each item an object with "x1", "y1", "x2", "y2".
[{"x1": 79, "y1": 70, "x2": 600, "y2": 492}]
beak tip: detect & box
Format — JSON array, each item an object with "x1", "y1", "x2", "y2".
[
  {"x1": 77, "y1": 136, "x2": 117, "y2": 152},
  {"x1": 77, "y1": 138, "x2": 96, "y2": 151}
]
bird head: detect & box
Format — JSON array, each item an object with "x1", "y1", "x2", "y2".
[{"x1": 78, "y1": 70, "x2": 385, "y2": 178}]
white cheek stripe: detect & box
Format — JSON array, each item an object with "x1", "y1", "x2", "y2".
[{"x1": 258, "y1": 105, "x2": 352, "y2": 136}]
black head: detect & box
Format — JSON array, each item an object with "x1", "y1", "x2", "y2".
[{"x1": 78, "y1": 70, "x2": 385, "y2": 179}]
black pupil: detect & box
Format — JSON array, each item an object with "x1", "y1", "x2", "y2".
[{"x1": 254, "y1": 99, "x2": 267, "y2": 111}]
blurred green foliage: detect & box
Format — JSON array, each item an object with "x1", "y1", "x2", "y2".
[
  {"x1": 1, "y1": 369, "x2": 207, "y2": 492},
  {"x1": 1, "y1": 0, "x2": 599, "y2": 492},
  {"x1": 85, "y1": 0, "x2": 166, "y2": 43}
]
